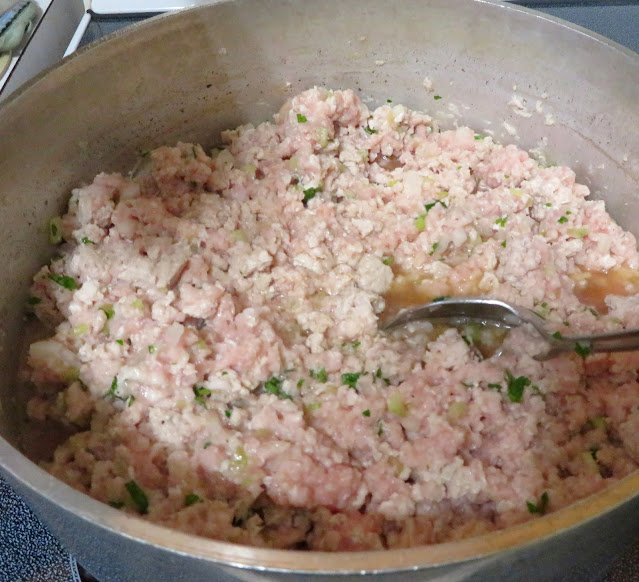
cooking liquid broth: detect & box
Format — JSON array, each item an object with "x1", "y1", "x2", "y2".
[
  {"x1": 381, "y1": 271, "x2": 482, "y2": 321},
  {"x1": 381, "y1": 272, "x2": 506, "y2": 357},
  {"x1": 572, "y1": 267, "x2": 639, "y2": 314}
]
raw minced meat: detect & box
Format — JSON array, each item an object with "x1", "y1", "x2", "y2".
[{"x1": 24, "y1": 87, "x2": 639, "y2": 550}]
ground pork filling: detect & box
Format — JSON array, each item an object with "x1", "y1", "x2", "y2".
[{"x1": 24, "y1": 87, "x2": 639, "y2": 551}]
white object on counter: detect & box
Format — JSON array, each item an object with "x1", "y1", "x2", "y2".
[
  {"x1": 0, "y1": 0, "x2": 84, "y2": 99},
  {"x1": 0, "y1": 0, "x2": 51, "y2": 92},
  {"x1": 63, "y1": 10, "x2": 89, "y2": 56},
  {"x1": 90, "y1": 0, "x2": 202, "y2": 14}
]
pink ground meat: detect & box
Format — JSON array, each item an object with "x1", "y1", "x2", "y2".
[{"x1": 24, "y1": 87, "x2": 639, "y2": 550}]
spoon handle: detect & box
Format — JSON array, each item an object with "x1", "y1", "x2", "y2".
[{"x1": 538, "y1": 328, "x2": 639, "y2": 361}]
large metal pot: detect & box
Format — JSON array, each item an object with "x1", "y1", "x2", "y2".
[{"x1": 1, "y1": 1, "x2": 639, "y2": 580}]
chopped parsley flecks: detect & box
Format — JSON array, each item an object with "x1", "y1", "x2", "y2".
[
  {"x1": 125, "y1": 480, "x2": 149, "y2": 515},
  {"x1": 526, "y1": 491, "x2": 549, "y2": 515},
  {"x1": 203, "y1": 441, "x2": 212, "y2": 449},
  {"x1": 375, "y1": 368, "x2": 390, "y2": 386},
  {"x1": 296, "y1": 113, "x2": 307, "y2": 123},
  {"x1": 387, "y1": 99, "x2": 392, "y2": 103},
  {"x1": 105, "y1": 376, "x2": 123, "y2": 400},
  {"x1": 532, "y1": 311, "x2": 545, "y2": 321},
  {"x1": 474, "y1": 134, "x2": 485, "y2": 140},
  {"x1": 575, "y1": 341, "x2": 592, "y2": 358},
  {"x1": 341, "y1": 372, "x2": 362, "y2": 390},
  {"x1": 364, "y1": 126, "x2": 378, "y2": 134},
  {"x1": 433, "y1": 95, "x2": 442, "y2": 100},
  {"x1": 310, "y1": 368, "x2": 327, "y2": 383},
  {"x1": 302, "y1": 186, "x2": 321, "y2": 206},
  {"x1": 495, "y1": 216, "x2": 507, "y2": 227},
  {"x1": 81, "y1": 236, "x2": 96, "y2": 244},
  {"x1": 424, "y1": 200, "x2": 448, "y2": 213},
  {"x1": 127, "y1": 395, "x2": 136, "y2": 407},
  {"x1": 27, "y1": 296, "x2": 41, "y2": 306},
  {"x1": 501, "y1": 241, "x2": 507, "y2": 248},
  {"x1": 362, "y1": 409, "x2": 371, "y2": 417},
  {"x1": 99, "y1": 304, "x2": 115, "y2": 320},
  {"x1": 558, "y1": 216, "x2": 568, "y2": 224},
  {"x1": 552, "y1": 331, "x2": 563, "y2": 340},
  {"x1": 48, "y1": 217, "x2": 62, "y2": 244},
  {"x1": 505, "y1": 371, "x2": 531, "y2": 403},
  {"x1": 297, "y1": 378, "x2": 304, "y2": 388},
  {"x1": 589, "y1": 446, "x2": 599, "y2": 460},
  {"x1": 264, "y1": 376, "x2": 292, "y2": 400},
  {"x1": 147, "y1": 344, "x2": 156, "y2": 354},
  {"x1": 382, "y1": 256, "x2": 394, "y2": 266},
  {"x1": 47, "y1": 273, "x2": 79, "y2": 291},
  {"x1": 184, "y1": 493, "x2": 201, "y2": 507},
  {"x1": 193, "y1": 384, "x2": 212, "y2": 406},
  {"x1": 115, "y1": 339, "x2": 124, "y2": 346},
  {"x1": 487, "y1": 382, "x2": 502, "y2": 391},
  {"x1": 429, "y1": 242, "x2": 440, "y2": 256},
  {"x1": 414, "y1": 214, "x2": 426, "y2": 231},
  {"x1": 224, "y1": 409, "x2": 232, "y2": 418},
  {"x1": 431, "y1": 295, "x2": 451, "y2": 303}
]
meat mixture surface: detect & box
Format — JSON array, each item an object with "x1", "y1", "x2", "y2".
[{"x1": 24, "y1": 88, "x2": 639, "y2": 550}]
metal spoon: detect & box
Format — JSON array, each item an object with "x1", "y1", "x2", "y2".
[{"x1": 382, "y1": 297, "x2": 639, "y2": 361}]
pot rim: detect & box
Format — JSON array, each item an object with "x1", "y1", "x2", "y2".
[
  {"x1": 2, "y1": 0, "x2": 639, "y2": 574},
  {"x1": 3, "y1": 440, "x2": 639, "y2": 573}
]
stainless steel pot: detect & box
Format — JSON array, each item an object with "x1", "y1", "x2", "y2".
[{"x1": 1, "y1": 1, "x2": 638, "y2": 580}]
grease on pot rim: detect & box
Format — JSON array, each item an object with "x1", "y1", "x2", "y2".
[{"x1": 22, "y1": 87, "x2": 639, "y2": 551}]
